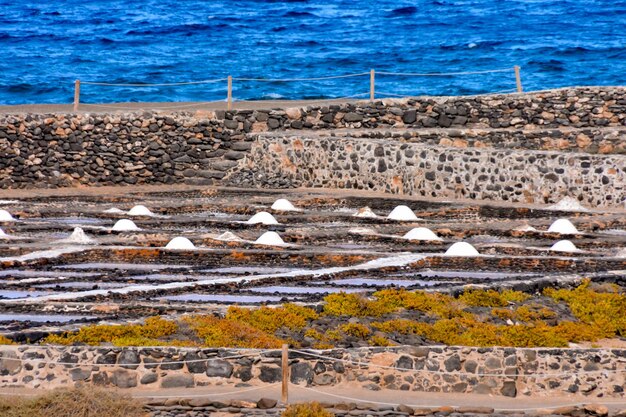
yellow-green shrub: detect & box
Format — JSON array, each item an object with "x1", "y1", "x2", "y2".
[
  {"x1": 373, "y1": 289, "x2": 466, "y2": 318},
  {"x1": 183, "y1": 315, "x2": 283, "y2": 348},
  {"x1": 323, "y1": 293, "x2": 395, "y2": 317},
  {"x1": 459, "y1": 289, "x2": 530, "y2": 307},
  {"x1": 369, "y1": 335, "x2": 393, "y2": 346},
  {"x1": 340, "y1": 323, "x2": 370, "y2": 339},
  {"x1": 0, "y1": 335, "x2": 14, "y2": 345},
  {"x1": 282, "y1": 402, "x2": 335, "y2": 417},
  {"x1": 226, "y1": 304, "x2": 318, "y2": 333}
]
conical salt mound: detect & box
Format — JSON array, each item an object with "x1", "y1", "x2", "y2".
[
  {"x1": 0, "y1": 210, "x2": 15, "y2": 222},
  {"x1": 271, "y1": 199, "x2": 297, "y2": 211},
  {"x1": 353, "y1": 207, "x2": 378, "y2": 218},
  {"x1": 514, "y1": 224, "x2": 538, "y2": 232},
  {"x1": 547, "y1": 219, "x2": 580, "y2": 235},
  {"x1": 61, "y1": 227, "x2": 95, "y2": 244},
  {"x1": 0, "y1": 228, "x2": 7, "y2": 238},
  {"x1": 215, "y1": 231, "x2": 243, "y2": 242},
  {"x1": 165, "y1": 237, "x2": 196, "y2": 250},
  {"x1": 403, "y1": 227, "x2": 442, "y2": 241},
  {"x1": 246, "y1": 211, "x2": 278, "y2": 225},
  {"x1": 112, "y1": 219, "x2": 140, "y2": 231},
  {"x1": 104, "y1": 207, "x2": 125, "y2": 214},
  {"x1": 254, "y1": 231, "x2": 285, "y2": 246},
  {"x1": 444, "y1": 242, "x2": 480, "y2": 256},
  {"x1": 128, "y1": 205, "x2": 154, "y2": 216},
  {"x1": 387, "y1": 205, "x2": 419, "y2": 221},
  {"x1": 547, "y1": 197, "x2": 589, "y2": 212},
  {"x1": 550, "y1": 240, "x2": 579, "y2": 253}
]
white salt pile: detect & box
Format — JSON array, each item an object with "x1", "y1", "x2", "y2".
[
  {"x1": 60, "y1": 227, "x2": 95, "y2": 245},
  {"x1": 387, "y1": 205, "x2": 419, "y2": 221},
  {"x1": 254, "y1": 231, "x2": 285, "y2": 246},
  {"x1": 215, "y1": 231, "x2": 244, "y2": 242},
  {"x1": 246, "y1": 211, "x2": 279, "y2": 225},
  {"x1": 403, "y1": 227, "x2": 442, "y2": 241},
  {"x1": 0, "y1": 228, "x2": 7, "y2": 238},
  {"x1": 165, "y1": 237, "x2": 196, "y2": 250},
  {"x1": 0, "y1": 209, "x2": 15, "y2": 221},
  {"x1": 547, "y1": 218, "x2": 580, "y2": 235},
  {"x1": 271, "y1": 199, "x2": 298, "y2": 211},
  {"x1": 112, "y1": 219, "x2": 140, "y2": 231},
  {"x1": 128, "y1": 205, "x2": 154, "y2": 216},
  {"x1": 353, "y1": 207, "x2": 378, "y2": 218},
  {"x1": 444, "y1": 242, "x2": 480, "y2": 256},
  {"x1": 547, "y1": 197, "x2": 589, "y2": 212},
  {"x1": 104, "y1": 207, "x2": 125, "y2": 214},
  {"x1": 514, "y1": 224, "x2": 538, "y2": 232},
  {"x1": 549, "y1": 240, "x2": 580, "y2": 253}
]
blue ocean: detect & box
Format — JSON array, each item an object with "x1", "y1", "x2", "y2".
[{"x1": 1, "y1": 0, "x2": 625, "y2": 105}]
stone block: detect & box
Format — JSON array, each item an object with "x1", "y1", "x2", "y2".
[{"x1": 161, "y1": 374, "x2": 194, "y2": 389}]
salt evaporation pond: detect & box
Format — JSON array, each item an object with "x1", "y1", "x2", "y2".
[
  {"x1": 126, "y1": 273, "x2": 223, "y2": 281},
  {"x1": 0, "y1": 314, "x2": 95, "y2": 323},
  {"x1": 161, "y1": 294, "x2": 285, "y2": 303},
  {"x1": 409, "y1": 270, "x2": 539, "y2": 280},
  {"x1": 55, "y1": 263, "x2": 192, "y2": 270},
  {"x1": 325, "y1": 278, "x2": 440, "y2": 287},
  {"x1": 201, "y1": 266, "x2": 303, "y2": 275},
  {"x1": 247, "y1": 286, "x2": 365, "y2": 294},
  {"x1": 0, "y1": 290, "x2": 52, "y2": 299},
  {"x1": 0, "y1": 270, "x2": 99, "y2": 278},
  {"x1": 35, "y1": 282, "x2": 127, "y2": 289}
]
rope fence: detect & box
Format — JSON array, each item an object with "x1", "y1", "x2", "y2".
[{"x1": 72, "y1": 66, "x2": 524, "y2": 111}]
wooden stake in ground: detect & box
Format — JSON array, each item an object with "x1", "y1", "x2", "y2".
[{"x1": 282, "y1": 343, "x2": 289, "y2": 404}]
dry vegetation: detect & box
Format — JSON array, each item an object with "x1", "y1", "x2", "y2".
[
  {"x1": 0, "y1": 387, "x2": 146, "y2": 417},
  {"x1": 38, "y1": 280, "x2": 626, "y2": 349}
]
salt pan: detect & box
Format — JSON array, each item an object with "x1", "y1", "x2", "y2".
[
  {"x1": 387, "y1": 205, "x2": 419, "y2": 221},
  {"x1": 444, "y1": 242, "x2": 479, "y2": 256},
  {"x1": 254, "y1": 231, "x2": 285, "y2": 246},
  {"x1": 550, "y1": 240, "x2": 579, "y2": 253},
  {"x1": 271, "y1": 199, "x2": 298, "y2": 211},
  {"x1": 403, "y1": 227, "x2": 442, "y2": 241},
  {"x1": 246, "y1": 211, "x2": 278, "y2": 225},
  {"x1": 547, "y1": 219, "x2": 580, "y2": 235},
  {"x1": 128, "y1": 205, "x2": 154, "y2": 216},
  {"x1": 165, "y1": 237, "x2": 196, "y2": 250},
  {"x1": 112, "y1": 219, "x2": 140, "y2": 231}
]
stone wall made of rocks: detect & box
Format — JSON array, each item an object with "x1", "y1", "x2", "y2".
[
  {"x1": 228, "y1": 135, "x2": 626, "y2": 207},
  {"x1": 0, "y1": 346, "x2": 624, "y2": 398}
]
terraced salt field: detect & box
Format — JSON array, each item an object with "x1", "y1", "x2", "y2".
[{"x1": 0, "y1": 187, "x2": 624, "y2": 341}]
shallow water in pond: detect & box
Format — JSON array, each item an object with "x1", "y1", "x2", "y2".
[
  {"x1": 0, "y1": 290, "x2": 53, "y2": 299},
  {"x1": 201, "y1": 266, "x2": 305, "y2": 275},
  {"x1": 55, "y1": 263, "x2": 192, "y2": 270},
  {"x1": 400, "y1": 270, "x2": 540, "y2": 280},
  {"x1": 323, "y1": 278, "x2": 442, "y2": 287},
  {"x1": 0, "y1": 270, "x2": 99, "y2": 278},
  {"x1": 160, "y1": 294, "x2": 284, "y2": 303},
  {"x1": 124, "y1": 273, "x2": 223, "y2": 281},
  {"x1": 35, "y1": 281, "x2": 127, "y2": 289},
  {"x1": 0, "y1": 314, "x2": 94, "y2": 322},
  {"x1": 247, "y1": 286, "x2": 365, "y2": 294}
]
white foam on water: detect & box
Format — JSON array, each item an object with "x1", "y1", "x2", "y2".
[
  {"x1": 387, "y1": 205, "x2": 420, "y2": 221},
  {"x1": 550, "y1": 240, "x2": 580, "y2": 253},
  {"x1": 104, "y1": 207, "x2": 125, "y2": 214},
  {"x1": 128, "y1": 205, "x2": 154, "y2": 216},
  {"x1": 254, "y1": 231, "x2": 285, "y2": 246},
  {"x1": 10, "y1": 253, "x2": 425, "y2": 302},
  {"x1": 271, "y1": 198, "x2": 298, "y2": 211},
  {"x1": 514, "y1": 224, "x2": 538, "y2": 232},
  {"x1": 165, "y1": 237, "x2": 196, "y2": 250},
  {"x1": 547, "y1": 197, "x2": 589, "y2": 212},
  {"x1": 547, "y1": 218, "x2": 580, "y2": 235},
  {"x1": 112, "y1": 219, "x2": 140, "y2": 231},
  {"x1": 353, "y1": 207, "x2": 378, "y2": 218},
  {"x1": 60, "y1": 227, "x2": 95, "y2": 245},
  {"x1": 403, "y1": 227, "x2": 442, "y2": 241},
  {"x1": 246, "y1": 211, "x2": 279, "y2": 225},
  {"x1": 444, "y1": 242, "x2": 480, "y2": 257},
  {"x1": 214, "y1": 231, "x2": 243, "y2": 242},
  {"x1": 0, "y1": 210, "x2": 15, "y2": 222}
]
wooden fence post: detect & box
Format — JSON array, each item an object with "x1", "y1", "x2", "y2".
[
  {"x1": 281, "y1": 344, "x2": 289, "y2": 404},
  {"x1": 370, "y1": 69, "x2": 375, "y2": 101},
  {"x1": 73, "y1": 80, "x2": 81, "y2": 112},
  {"x1": 514, "y1": 66, "x2": 523, "y2": 93},
  {"x1": 227, "y1": 76, "x2": 233, "y2": 110}
]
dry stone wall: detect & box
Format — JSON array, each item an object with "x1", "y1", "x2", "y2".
[
  {"x1": 230, "y1": 134, "x2": 625, "y2": 207},
  {"x1": 0, "y1": 87, "x2": 625, "y2": 205},
  {"x1": 0, "y1": 345, "x2": 624, "y2": 398}
]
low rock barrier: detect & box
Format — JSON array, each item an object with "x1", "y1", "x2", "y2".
[{"x1": 0, "y1": 345, "x2": 624, "y2": 398}]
